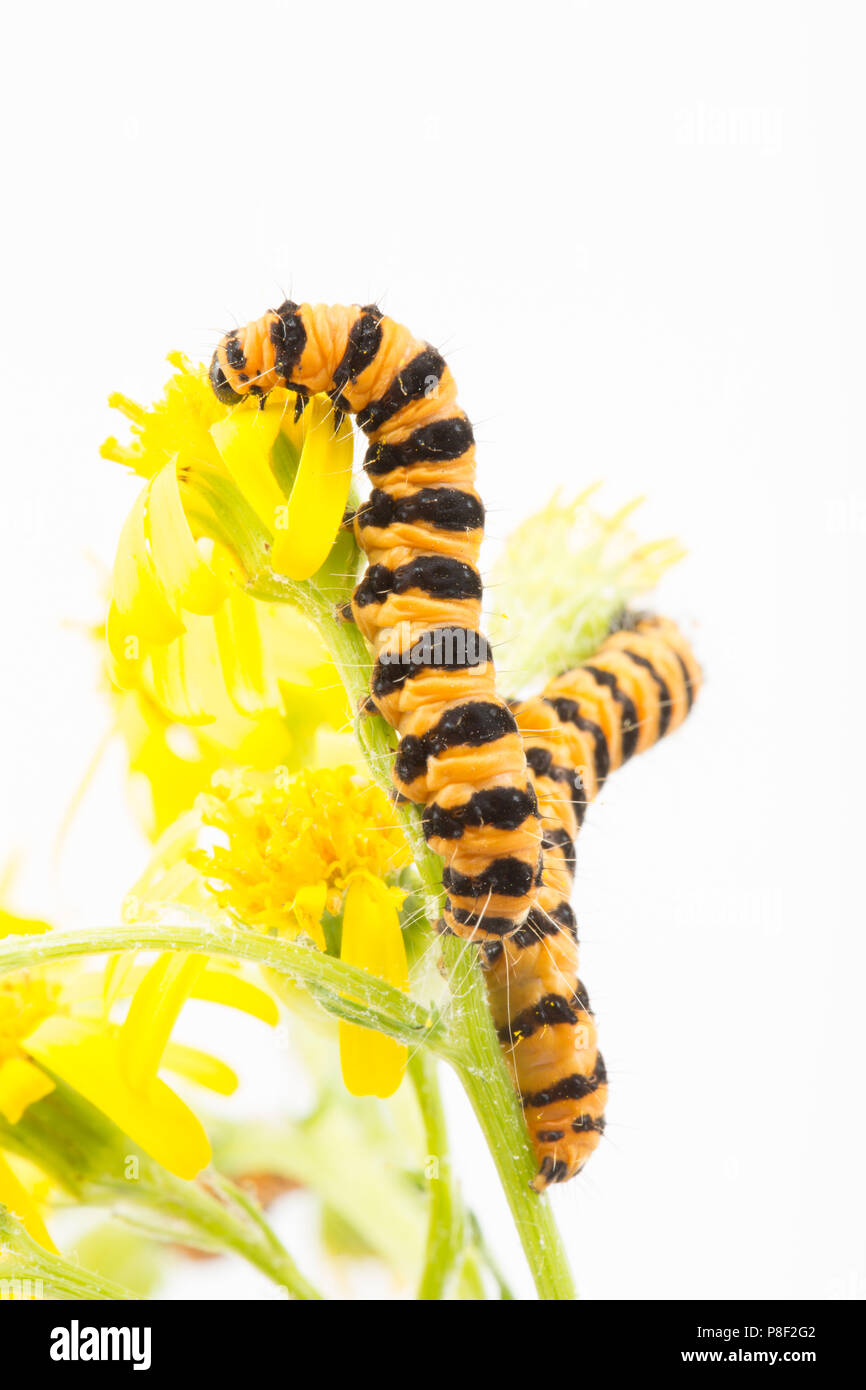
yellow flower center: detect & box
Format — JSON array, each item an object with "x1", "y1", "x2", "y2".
[
  {"x1": 0, "y1": 974, "x2": 60, "y2": 1063},
  {"x1": 192, "y1": 766, "x2": 411, "y2": 936}
]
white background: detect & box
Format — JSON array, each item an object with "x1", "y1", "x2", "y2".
[{"x1": 1, "y1": 1, "x2": 864, "y2": 1300}]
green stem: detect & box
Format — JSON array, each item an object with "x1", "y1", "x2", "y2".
[
  {"x1": 0, "y1": 923, "x2": 451, "y2": 1058},
  {"x1": 466, "y1": 1211, "x2": 515, "y2": 1300},
  {"x1": 456, "y1": 1247, "x2": 487, "y2": 1300},
  {"x1": 408, "y1": 1052, "x2": 463, "y2": 1300},
  {"x1": 0, "y1": 1082, "x2": 322, "y2": 1300},
  {"x1": 120, "y1": 1172, "x2": 322, "y2": 1300},
  {"x1": 211, "y1": 1112, "x2": 426, "y2": 1280},
  {"x1": 0, "y1": 1207, "x2": 138, "y2": 1301},
  {"x1": 442, "y1": 935, "x2": 577, "y2": 1301}
]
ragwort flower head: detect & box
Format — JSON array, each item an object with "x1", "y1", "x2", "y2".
[
  {"x1": 191, "y1": 766, "x2": 412, "y2": 1100},
  {"x1": 192, "y1": 765, "x2": 411, "y2": 944}
]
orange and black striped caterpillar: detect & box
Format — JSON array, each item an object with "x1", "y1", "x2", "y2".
[
  {"x1": 211, "y1": 304, "x2": 702, "y2": 1192},
  {"x1": 211, "y1": 302, "x2": 541, "y2": 942},
  {"x1": 488, "y1": 614, "x2": 702, "y2": 1189}
]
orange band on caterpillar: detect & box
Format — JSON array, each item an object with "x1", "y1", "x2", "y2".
[
  {"x1": 483, "y1": 615, "x2": 701, "y2": 1190},
  {"x1": 211, "y1": 302, "x2": 541, "y2": 941}
]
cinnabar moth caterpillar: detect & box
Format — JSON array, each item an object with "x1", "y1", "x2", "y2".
[
  {"x1": 211, "y1": 302, "x2": 541, "y2": 941},
  {"x1": 483, "y1": 614, "x2": 701, "y2": 1190},
  {"x1": 210, "y1": 306, "x2": 702, "y2": 1191}
]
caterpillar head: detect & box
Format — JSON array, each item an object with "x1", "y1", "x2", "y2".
[
  {"x1": 210, "y1": 304, "x2": 303, "y2": 406},
  {"x1": 209, "y1": 347, "x2": 243, "y2": 404}
]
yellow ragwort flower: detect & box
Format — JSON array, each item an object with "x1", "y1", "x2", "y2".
[
  {"x1": 102, "y1": 354, "x2": 354, "y2": 698},
  {"x1": 108, "y1": 619, "x2": 350, "y2": 841},
  {"x1": 192, "y1": 767, "x2": 411, "y2": 1099},
  {"x1": 98, "y1": 355, "x2": 355, "y2": 836}
]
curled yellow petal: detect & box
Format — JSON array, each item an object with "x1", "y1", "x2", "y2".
[
  {"x1": 118, "y1": 952, "x2": 208, "y2": 1092},
  {"x1": 148, "y1": 627, "x2": 217, "y2": 725},
  {"x1": 338, "y1": 875, "x2": 409, "y2": 1100},
  {"x1": 212, "y1": 581, "x2": 277, "y2": 716},
  {"x1": 146, "y1": 462, "x2": 229, "y2": 616},
  {"x1": 190, "y1": 969, "x2": 279, "y2": 1025},
  {"x1": 272, "y1": 398, "x2": 354, "y2": 580},
  {"x1": 111, "y1": 487, "x2": 185, "y2": 646},
  {"x1": 99, "y1": 961, "x2": 278, "y2": 1031},
  {"x1": 209, "y1": 398, "x2": 287, "y2": 528},
  {"x1": 161, "y1": 1043, "x2": 238, "y2": 1096},
  {"x1": 0, "y1": 1057, "x2": 55, "y2": 1125}
]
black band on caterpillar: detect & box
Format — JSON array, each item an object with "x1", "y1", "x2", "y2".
[
  {"x1": 581, "y1": 666, "x2": 640, "y2": 762},
  {"x1": 356, "y1": 348, "x2": 447, "y2": 433},
  {"x1": 364, "y1": 417, "x2": 475, "y2": 476},
  {"x1": 372, "y1": 628, "x2": 492, "y2": 700},
  {"x1": 422, "y1": 785, "x2": 538, "y2": 839},
  {"x1": 353, "y1": 556, "x2": 483, "y2": 608},
  {"x1": 394, "y1": 702, "x2": 518, "y2": 790},
  {"x1": 542, "y1": 699, "x2": 611, "y2": 787},
  {"x1": 358, "y1": 487, "x2": 485, "y2": 534},
  {"x1": 522, "y1": 1059, "x2": 608, "y2": 1109},
  {"x1": 329, "y1": 304, "x2": 384, "y2": 411}
]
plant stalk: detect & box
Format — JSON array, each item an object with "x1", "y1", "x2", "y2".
[
  {"x1": 288, "y1": 578, "x2": 577, "y2": 1300},
  {"x1": 408, "y1": 1051, "x2": 463, "y2": 1300}
]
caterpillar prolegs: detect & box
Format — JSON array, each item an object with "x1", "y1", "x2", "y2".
[
  {"x1": 483, "y1": 615, "x2": 702, "y2": 1190},
  {"x1": 211, "y1": 302, "x2": 541, "y2": 942}
]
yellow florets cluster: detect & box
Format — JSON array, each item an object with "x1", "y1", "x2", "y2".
[{"x1": 192, "y1": 766, "x2": 411, "y2": 942}]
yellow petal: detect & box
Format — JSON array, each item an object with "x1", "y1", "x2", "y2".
[
  {"x1": 161, "y1": 1043, "x2": 238, "y2": 1095},
  {"x1": 25, "y1": 1020, "x2": 211, "y2": 1181},
  {"x1": 124, "y1": 810, "x2": 203, "y2": 908},
  {"x1": 105, "y1": 601, "x2": 146, "y2": 690},
  {"x1": 146, "y1": 462, "x2": 229, "y2": 616},
  {"x1": 212, "y1": 583, "x2": 277, "y2": 716},
  {"x1": 272, "y1": 398, "x2": 354, "y2": 580},
  {"x1": 0, "y1": 909, "x2": 51, "y2": 939},
  {"x1": 338, "y1": 875, "x2": 408, "y2": 1099},
  {"x1": 99, "y1": 962, "x2": 278, "y2": 1029},
  {"x1": 111, "y1": 486, "x2": 186, "y2": 646},
  {"x1": 190, "y1": 969, "x2": 279, "y2": 1025},
  {"x1": 0, "y1": 1057, "x2": 55, "y2": 1125},
  {"x1": 0, "y1": 1150, "x2": 57, "y2": 1252},
  {"x1": 118, "y1": 952, "x2": 208, "y2": 1091},
  {"x1": 210, "y1": 399, "x2": 287, "y2": 529},
  {"x1": 147, "y1": 629, "x2": 217, "y2": 725}
]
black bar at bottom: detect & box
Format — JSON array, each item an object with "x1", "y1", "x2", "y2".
[{"x1": 3, "y1": 1298, "x2": 860, "y2": 1374}]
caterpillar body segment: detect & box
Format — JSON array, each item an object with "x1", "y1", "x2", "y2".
[
  {"x1": 480, "y1": 788, "x2": 605, "y2": 1191},
  {"x1": 211, "y1": 301, "x2": 540, "y2": 941},
  {"x1": 486, "y1": 615, "x2": 701, "y2": 1190}
]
